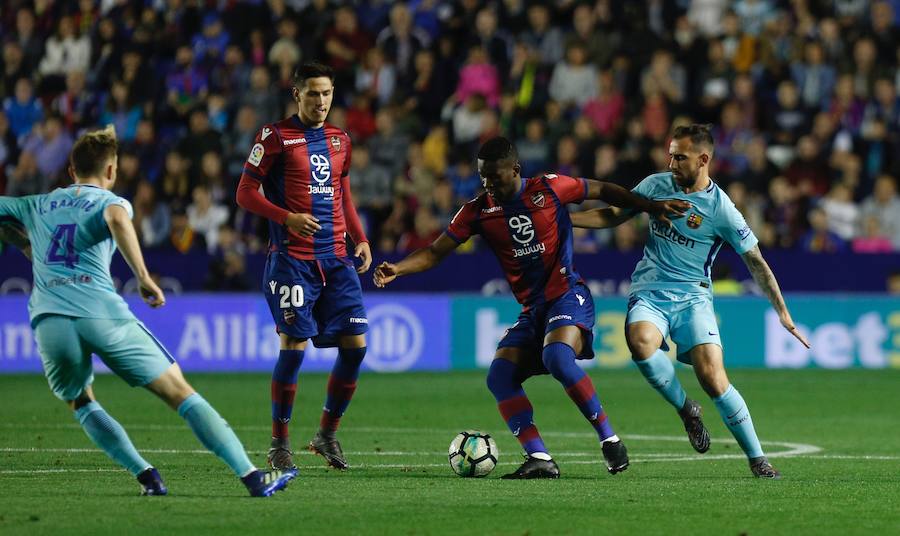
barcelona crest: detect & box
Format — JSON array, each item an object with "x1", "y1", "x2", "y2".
[
  {"x1": 331, "y1": 136, "x2": 341, "y2": 151},
  {"x1": 531, "y1": 192, "x2": 545, "y2": 207},
  {"x1": 687, "y1": 213, "x2": 703, "y2": 229}
]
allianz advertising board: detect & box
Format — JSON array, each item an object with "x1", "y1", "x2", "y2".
[{"x1": 1, "y1": 295, "x2": 898, "y2": 372}]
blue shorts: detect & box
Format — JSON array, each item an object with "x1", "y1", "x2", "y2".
[
  {"x1": 498, "y1": 283, "x2": 595, "y2": 377},
  {"x1": 626, "y1": 289, "x2": 722, "y2": 364},
  {"x1": 263, "y1": 252, "x2": 368, "y2": 347},
  {"x1": 34, "y1": 315, "x2": 175, "y2": 401}
]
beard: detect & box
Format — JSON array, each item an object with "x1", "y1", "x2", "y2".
[{"x1": 673, "y1": 170, "x2": 699, "y2": 188}]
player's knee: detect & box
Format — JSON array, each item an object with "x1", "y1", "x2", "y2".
[
  {"x1": 541, "y1": 342, "x2": 574, "y2": 377},
  {"x1": 486, "y1": 360, "x2": 513, "y2": 395},
  {"x1": 626, "y1": 331, "x2": 658, "y2": 358}
]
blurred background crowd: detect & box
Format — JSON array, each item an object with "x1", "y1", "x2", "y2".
[{"x1": 3, "y1": 0, "x2": 900, "y2": 287}]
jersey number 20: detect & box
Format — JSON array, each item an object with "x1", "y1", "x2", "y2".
[
  {"x1": 278, "y1": 284, "x2": 304, "y2": 308},
  {"x1": 46, "y1": 224, "x2": 79, "y2": 268}
]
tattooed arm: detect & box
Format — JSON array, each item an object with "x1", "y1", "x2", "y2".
[{"x1": 741, "y1": 245, "x2": 810, "y2": 348}]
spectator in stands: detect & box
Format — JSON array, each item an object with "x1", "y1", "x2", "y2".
[
  {"x1": 99, "y1": 79, "x2": 141, "y2": 143},
  {"x1": 166, "y1": 206, "x2": 207, "y2": 255},
  {"x1": 351, "y1": 144, "x2": 392, "y2": 233},
  {"x1": 192, "y1": 13, "x2": 230, "y2": 66},
  {"x1": 38, "y1": 15, "x2": 91, "y2": 82},
  {"x1": 355, "y1": 47, "x2": 396, "y2": 108},
  {"x1": 860, "y1": 174, "x2": 900, "y2": 250},
  {"x1": 187, "y1": 184, "x2": 228, "y2": 254},
  {"x1": 2, "y1": 41, "x2": 28, "y2": 98},
  {"x1": 456, "y1": 46, "x2": 501, "y2": 109},
  {"x1": 852, "y1": 215, "x2": 894, "y2": 253},
  {"x1": 582, "y1": 69, "x2": 625, "y2": 140},
  {"x1": 5, "y1": 150, "x2": 47, "y2": 197},
  {"x1": 132, "y1": 180, "x2": 171, "y2": 249},
  {"x1": 800, "y1": 206, "x2": 847, "y2": 253},
  {"x1": 20, "y1": 114, "x2": 72, "y2": 184},
  {"x1": 548, "y1": 41, "x2": 597, "y2": 110},
  {"x1": 522, "y1": 3, "x2": 564, "y2": 66},
  {"x1": 3, "y1": 77, "x2": 42, "y2": 140},
  {"x1": 376, "y1": 3, "x2": 430, "y2": 79},
  {"x1": 791, "y1": 40, "x2": 837, "y2": 110},
  {"x1": 12, "y1": 8, "x2": 43, "y2": 74}
]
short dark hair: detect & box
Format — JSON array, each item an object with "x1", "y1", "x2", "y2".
[
  {"x1": 477, "y1": 136, "x2": 518, "y2": 162},
  {"x1": 70, "y1": 126, "x2": 118, "y2": 178},
  {"x1": 672, "y1": 123, "x2": 714, "y2": 153},
  {"x1": 293, "y1": 61, "x2": 334, "y2": 87}
]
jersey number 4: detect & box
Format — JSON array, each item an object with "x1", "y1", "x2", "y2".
[{"x1": 46, "y1": 224, "x2": 79, "y2": 268}]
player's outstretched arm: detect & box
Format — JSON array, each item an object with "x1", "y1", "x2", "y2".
[
  {"x1": 0, "y1": 220, "x2": 32, "y2": 260},
  {"x1": 585, "y1": 180, "x2": 690, "y2": 226},
  {"x1": 373, "y1": 233, "x2": 459, "y2": 288},
  {"x1": 104, "y1": 205, "x2": 166, "y2": 308},
  {"x1": 570, "y1": 207, "x2": 635, "y2": 229},
  {"x1": 0, "y1": 197, "x2": 33, "y2": 260},
  {"x1": 741, "y1": 245, "x2": 810, "y2": 348}
]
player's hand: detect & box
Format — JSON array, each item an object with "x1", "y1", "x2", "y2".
[
  {"x1": 779, "y1": 311, "x2": 810, "y2": 348},
  {"x1": 373, "y1": 261, "x2": 399, "y2": 288},
  {"x1": 650, "y1": 199, "x2": 691, "y2": 227},
  {"x1": 139, "y1": 277, "x2": 166, "y2": 308},
  {"x1": 354, "y1": 242, "x2": 372, "y2": 273},
  {"x1": 285, "y1": 212, "x2": 322, "y2": 237}
]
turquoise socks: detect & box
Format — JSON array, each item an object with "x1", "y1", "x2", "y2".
[
  {"x1": 75, "y1": 401, "x2": 151, "y2": 476},
  {"x1": 634, "y1": 350, "x2": 687, "y2": 411},
  {"x1": 178, "y1": 393, "x2": 255, "y2": 477},
  {"x1": 713, "y1": 385, "x2": 764, "y2": 459}
]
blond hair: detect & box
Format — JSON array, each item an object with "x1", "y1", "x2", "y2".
[{"x1": 70, "y1": 125, "x2": 119, "y2": 178}]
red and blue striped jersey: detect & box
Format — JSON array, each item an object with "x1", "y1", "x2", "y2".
[
  {"x1": 445, "y1": 174, "x2": 588, "y2": 307},
  {"x1": 238, "y1": 116, "x2": 357, "y2": 260}
]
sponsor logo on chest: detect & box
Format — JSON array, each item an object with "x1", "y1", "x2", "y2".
[{"x1": 308, "y1": 153, "x2": 334, "y2": 195}]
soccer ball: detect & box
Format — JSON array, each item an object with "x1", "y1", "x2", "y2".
[{"x1": 448, "y1": 430, "x2": 498, "y2": 477}]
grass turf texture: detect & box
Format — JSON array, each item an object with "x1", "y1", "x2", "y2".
[{"x1": 1, "y1": 369, "x2": 897, "y2": 535}]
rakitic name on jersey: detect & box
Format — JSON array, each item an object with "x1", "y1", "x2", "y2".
[{"x1": 512, "y1": 242, "x2": 546, "y2": 258}]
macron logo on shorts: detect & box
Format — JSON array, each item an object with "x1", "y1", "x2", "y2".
[
  {"x1": 576, "y1": 294, "x2": 585, "y2": 306},
  {"x1": 548, "y1": 315, "x2": 573, "y2": 323},
  {"x1": 349, "y1": 317, "x2": 368, "y2": 324}
]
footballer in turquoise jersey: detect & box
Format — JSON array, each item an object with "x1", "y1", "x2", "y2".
[
  {"x1": 572, "y1": 124, "x2": 810, "y2": 479},
  {"x1": 0, "y1": 126, "x2": 296, "y2": 497}
]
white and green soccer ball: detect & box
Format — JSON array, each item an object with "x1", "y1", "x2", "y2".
[{"x1": 448, "y1": 430, "x2": 498, "y2": 477}]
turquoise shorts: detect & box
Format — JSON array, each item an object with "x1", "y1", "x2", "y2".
[
  {"x1": 625, "y1": 289, "x2": 722, "y2": 364},
  {"x1": 34, "y1": 315, "x2": 175, "y2": 401}
]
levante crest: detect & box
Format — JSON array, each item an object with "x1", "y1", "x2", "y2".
[
  {"x1": 687, "y1": 213, "x2": 703, "y2": 229},
  {"x1": 531, "y1": 192, "x2": 545, "y2": 207}
]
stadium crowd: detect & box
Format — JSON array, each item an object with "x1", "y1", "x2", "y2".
[{"x1": 2, "y1": 0, "x2": 900, "y2": 283}]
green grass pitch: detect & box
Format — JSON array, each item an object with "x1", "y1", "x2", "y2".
[{"x1": 1, "y1": 369, "x2": 898, "y2": 535}]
